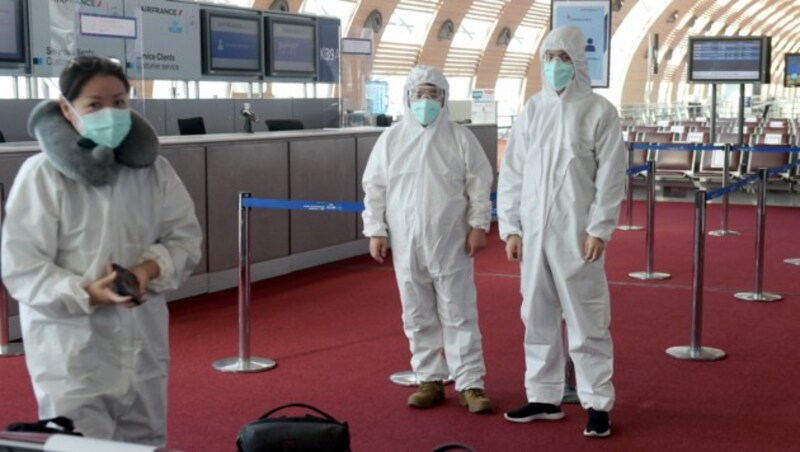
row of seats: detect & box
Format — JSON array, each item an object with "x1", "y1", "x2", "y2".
[
  {"x1": 624, "y1": 117, "x2": 799, "y2": 147},
  {"x1": 625, "y1": 130, "x2": 795, "y2": 146},
  {"x1": 627, "y1": 142, "x2": 800, "y2": 192},
  {"x1": 176, "y1": 117, "x2": 305, "y2": 135}
]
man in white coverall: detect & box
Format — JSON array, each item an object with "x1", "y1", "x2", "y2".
[
  {"x1": 497, "y1": 27, "x2": 626, "y2": 437},
  {"x1": 362, "y1": 65, "x2": 494, "y2": 413}
]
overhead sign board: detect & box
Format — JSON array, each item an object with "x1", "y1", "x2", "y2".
[
  {"x1": 124, "y1": 0, "x2": 201, "y2": 80},
  {"x1": 30, "y1": 0, "x2": 126, "y2": 77}
]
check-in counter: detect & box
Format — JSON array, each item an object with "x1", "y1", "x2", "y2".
[{"x1": 0, "y1": 124, "x2": 497, "y2": 339}]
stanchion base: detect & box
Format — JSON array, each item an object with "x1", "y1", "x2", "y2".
[
  {"x1": 629, "y1": 271, "x2": 672, "y2": 280},
  {"x1": 666, "y1": 346, "x2": 726, "y2": 361},
  {"x1": 0, "y1": 343, "x2": 24, "y2": 357},
  {"x1": 212, "y1": 357, "x2": 277, "y2": 373},
  {"x1": 389, "y1": 370, "x2": 453, "y2": 387},
  {"x1": 734, "y1": 292, "x2": 782, "y2": 302},
  {"x1": 784, "y1": 258, "x2": 800, "y2": 266},
  {"x1": 617, "y1": 225, "x2": 644, "y2": 231},
  {"x1": 562, "y1": 386, "x2": 579, "y2": 404},
  {"x1": 708, "y1": 229, "x2": 740, "y2": 237}
]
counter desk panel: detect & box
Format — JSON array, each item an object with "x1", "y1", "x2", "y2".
[{"x1": 0, "y1": 124, "x2": 497, "y2": 318}]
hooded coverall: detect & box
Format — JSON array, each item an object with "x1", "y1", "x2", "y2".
[
  {"x1": 2, "y1": 141, "x2": 202, "y2": 445},
  {"x1": 497, "y1": 26, "x2": 626, "y2": 411},
  {"x1": 362, "y1": 65, "x2": 493, "y2": 391}
]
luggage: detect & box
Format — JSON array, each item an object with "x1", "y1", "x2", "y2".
[
  {"x1": 237, "y1": 403, "x2": 350, "y2": 452},
  {"x1": 5, "y1": 416, "x2": 83, "y2": 436}
]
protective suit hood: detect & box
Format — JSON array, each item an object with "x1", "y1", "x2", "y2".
[
  {"x1": 402, "y1": 65, "x2": 450, "y2": 129},
  {"x1": 27, "y1": 100, "x2": 159, "y2": 186},
  {"x1": 540, "y1": 26, "x2": 592, "y2": 100}
]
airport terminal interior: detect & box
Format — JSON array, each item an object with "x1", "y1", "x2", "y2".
[{"x1": 1, "y1": 0, "x2": 799, "y2": 451}]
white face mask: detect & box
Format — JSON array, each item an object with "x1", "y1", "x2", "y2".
[{"x1": 65, "y1": 100, "x2": 132, "y2": 148}]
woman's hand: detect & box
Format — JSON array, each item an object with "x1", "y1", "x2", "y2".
[
  {"x1": 129, "y1": 260, "x2": 160, "y2": 302},
  {"x1": 86, "y1": 266, "x2": 133, "y2": 307}
]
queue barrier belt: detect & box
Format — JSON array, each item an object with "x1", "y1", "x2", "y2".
[
  {"x1": 243, "y1": 198, "x2": 365, "y2": 212},
  {"x1": 627, "y1": 162, "x2": 651, "y2": 176},
  {"x1": 631, "y1": 143, "x2": 724, "y2": 151},
  {"x1": 706, "y1": 159, "x2": 800, "y2": 201}
]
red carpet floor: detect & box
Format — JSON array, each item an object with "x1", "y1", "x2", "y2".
[{"x1": 1, "y1": 201, "x2": 799, "y2": 451}]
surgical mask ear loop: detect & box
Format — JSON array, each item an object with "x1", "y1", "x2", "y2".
[{"x1": 61, "y1": 97, "x2": 87, "y2": 134}]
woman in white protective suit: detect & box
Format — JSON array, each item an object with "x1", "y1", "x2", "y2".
[
  {"x1": 497, "y1": 27, "x2": 626, "y2": 437},
  {"x1": 1, "y1": 56, "x2": 202, "y2": 446},
  {"x1": 362, "y1": 65, "x2": 494, "y2": 414}
]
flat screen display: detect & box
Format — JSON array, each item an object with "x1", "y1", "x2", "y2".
[
  {"x1": 0, "y1": 0, "x2": 25, "y2": 63},
  {"x1": 688, "y1": 37, "x2": 770, "y2": 83},
  {"x1": 267, "y1": 17, "x2": 316, "y2": 78},
  {"x1": 785, "y1": 53, "x2": 800, "y2": 88},
  {"x1": 202, "y1": 10, "x2": 261, "y2": 76}
]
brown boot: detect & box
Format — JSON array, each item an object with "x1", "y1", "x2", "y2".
[
  {"x1": 459, "y1": 388, "x2": 492, "y2": 413},
  {"x1": 408, "y1": 380, "x2": 445, "y2": 408}
]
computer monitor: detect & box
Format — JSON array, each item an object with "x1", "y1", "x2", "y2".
[
  {"x1": 0, "y1": 0, "x2": 28, "y2": 68},
  {"x1": 688, "y1": 36, "x2": 771, "y2": 83},
  {"x1": 201, "y1": 9, "x2": 262, "y2": 78},
  {"x1": 265, "y1": 15, "x2": 317, "y2": 80},
  {"x1": 785, "y1": 53, "x2": 800, "y2": 88}
]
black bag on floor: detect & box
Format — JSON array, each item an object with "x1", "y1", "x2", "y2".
[
  {"x1": 236, "y1": 403, "x2": 350, "y2": 452},
  {"x1": 5, "y1": 416, "x2": 83, "y2": 436}
]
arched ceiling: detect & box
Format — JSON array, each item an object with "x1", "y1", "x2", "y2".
[{"x1": 244, "y1": 0, "x2": 800, "y2": 107}]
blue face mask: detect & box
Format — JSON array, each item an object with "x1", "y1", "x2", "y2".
[
  {"x1": 68, "y1": 102, "x2": 132, "y2": 148},
  {"x1": 543, "y1": 60, "x2": 574, "y2": 92},
  {"x1": 410, "y1": 99, "x2": 442, "y2": 126}
]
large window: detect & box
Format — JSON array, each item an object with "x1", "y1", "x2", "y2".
[
  {"x1": 381, "y1": 8, "x2": 435, "y2": 46},
  {"x1": 495, "y1": 77, "x2": 524, "y2": 128},
  {"x1": 447, "y1": 76, "x2": 473, "y2": 101},
  {"x1": 300, "y1": 0, "x2": 357, "y2": 35}
]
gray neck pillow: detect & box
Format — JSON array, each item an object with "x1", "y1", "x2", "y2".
[{"x1": 27, "y1": 100, "x2": 159, "y2": 186}]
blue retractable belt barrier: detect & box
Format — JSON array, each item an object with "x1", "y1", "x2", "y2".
[
  {"x1": 707, "y1": 172, "x2": 760, "y2": 201},
  {"x1": 244, "y1": 193, "x2": 502, "y2": 212},
  {"x1": 631, "y1": 143, "x2": 724, "y2": 151},
  {"x1": 626, "y1": 163, "x2": 651, "y2": 176},
  {"x1": 243, "y1": 198, "x2": 365, "y2": 212},
  {"x1": 733, "y1": 145, "x2": 800, "y2": 153},
  {"x1": 767, "y1": 159, "x2": 800, "y2": 177}
]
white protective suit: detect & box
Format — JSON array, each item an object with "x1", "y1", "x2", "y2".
[
  {"x1": 497, "y1": 27, "x2": 626, "y2": 411},
  {"x1": 362, "y1": 65, "x2": 493, "y2": 391},
  {"x1": 1, "y1": 106, "x2": 202, "y2": 445}
]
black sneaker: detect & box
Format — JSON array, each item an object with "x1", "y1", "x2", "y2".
[
  {"x1": 504, "y1": 402, "x2": 565, "y2": 423},
  {"x1": 583, "y1": 408, "x2": 611, "y2": 438}
]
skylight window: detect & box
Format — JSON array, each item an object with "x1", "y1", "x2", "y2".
[
  {"x1": 451, "y1": 18, "x2": 494, "y2": 50},
  {"x1": 381, "y1": 8, "x2": 435, "y2": 46},
  {"x1": 300, "y1": 0, "x2": 358, "y2": 34}
]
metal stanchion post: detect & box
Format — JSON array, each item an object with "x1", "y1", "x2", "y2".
[
  {"x1": 213, "y1": 192, "x2": 277, "y2": 373},
  {"x1": 630, "y1": 160, "x2": 671, "y2": 280},
  {"x1": 709, "y1": 144, "x2": 740, "y2": 236},
  {"x1": 735, "y1": 169, "x2": 782, "y2": 302},
  {"x1": 617, "y1": 143, "x2": 644, "y2": 231},
  {"x1": 667, "y1": 190, "x2": 726, "y2": 361},
  {"x1": 0, "y1": 183, "x2": 24, "y2": 357}
]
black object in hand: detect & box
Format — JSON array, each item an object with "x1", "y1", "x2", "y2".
[{"x1": 111, "y1": 263, "x2": 141, "y2": 305}]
